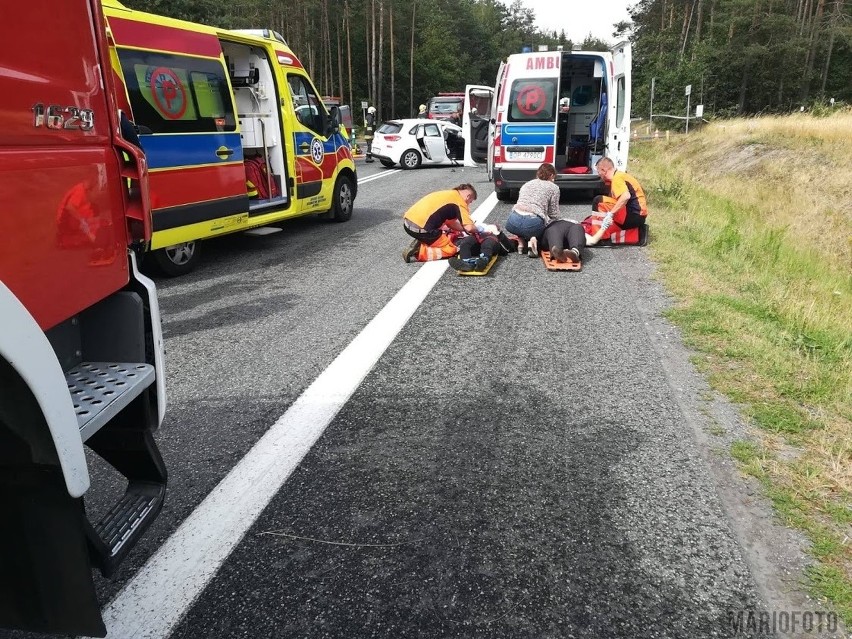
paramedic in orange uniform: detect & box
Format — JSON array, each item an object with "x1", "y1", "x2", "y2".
[
  {"x1": 402, "y1": 184, "x2": 477, "y2": 262},
  {"x1": 589, "y1": 156, "x2": 648, "y2": 243}
]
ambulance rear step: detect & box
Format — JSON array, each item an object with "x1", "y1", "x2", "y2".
[{"x1": 65, "y1": 361, "x2": 167, "y2": 577}]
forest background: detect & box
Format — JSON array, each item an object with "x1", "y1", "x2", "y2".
[{"x1": 122, "y1": 0, "x2": 851, "y2": 124}]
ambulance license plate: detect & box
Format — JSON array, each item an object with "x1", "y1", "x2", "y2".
[{"x1": 506, "y1": 146, "x2": 544, "y2": 161}]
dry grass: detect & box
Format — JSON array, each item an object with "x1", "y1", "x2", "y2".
[
  {"x1": 680, "y1": 111, "x2": 852, "y2": 271},
  {"x1": 631, "y1": 108, "x2": 852, "y2": 623}
]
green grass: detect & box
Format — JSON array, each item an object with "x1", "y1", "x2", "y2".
[{"x1": 632, "y1": 127, "x2": 851, "y2": 628}]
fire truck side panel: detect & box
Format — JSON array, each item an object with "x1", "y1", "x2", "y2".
[
  {"x1": 1, "y1": 3, "x2": 130, "y2": 331},
  {"x1": 1, "y1": 0, "x2": 167, "y2": 634}
]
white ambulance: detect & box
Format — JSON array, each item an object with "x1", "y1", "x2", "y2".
[{"x1": 486, "y1": 43, "x2": 632, "y2": 200}]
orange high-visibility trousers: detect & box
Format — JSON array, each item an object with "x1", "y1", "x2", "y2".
[
  {"x1": 416, "y1": 233, "x2": 458, "y2": 261},
  {"x1": 594, "y1": 196, "x2": 628, "y2": 227},
  {"x1": 582, "y1": 212, "x2": 642, "y2": 244}
]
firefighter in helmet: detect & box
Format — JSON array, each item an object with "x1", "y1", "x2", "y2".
[{"x1": 364, "y1": 105, "x2": 376, "y2": 163}]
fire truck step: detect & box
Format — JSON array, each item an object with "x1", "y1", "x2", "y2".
[
  {"x1": 66, "y1": 362, "x2": 155, "y2": 442},
  {"x1": 87, "y1": 482, "x2": 165, "y2": 577}
]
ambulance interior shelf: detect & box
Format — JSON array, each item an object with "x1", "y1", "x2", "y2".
[
  {"x1": 230, "y1": 67, "x2": 259, "y2": 87},
  {"x1": 554, "y1": 57, "x2": 605, "y2": 172}
]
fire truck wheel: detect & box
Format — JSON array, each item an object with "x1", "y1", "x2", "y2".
[
  {"x1": 329, "y1": 175, "x2": 354, "y2": 222},
  {"x1": 150, "y1": 241, "x2": 201, "y2": 277},
  {"x1": 400, "y1": 149, "x2": 422, "y2": 170}
]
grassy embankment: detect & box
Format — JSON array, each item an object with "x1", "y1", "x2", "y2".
[{"x1": 631, "y1": 110, "x2": 851, "y2": 625}]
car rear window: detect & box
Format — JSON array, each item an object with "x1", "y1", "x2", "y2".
[{"x1": 377, "y1": 122, "x2": 402, "y2": 134}]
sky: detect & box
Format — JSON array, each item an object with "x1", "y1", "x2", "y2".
[{"x1": 512, "y1": 0, "x2": 634, "y2": 44}]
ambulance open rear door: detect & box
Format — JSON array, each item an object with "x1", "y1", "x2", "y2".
[
  {"x1": 461, "y1": 84, "x2": 494, "y2": 167},
  {"x1": 609, "y1": 41, "x2": 632, "y2": 171},
  {"x1": 485, "y1": 62, "x2": 506, "y2": 179}
]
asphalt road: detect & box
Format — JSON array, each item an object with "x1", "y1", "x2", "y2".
[{"x1": 7, "y1": 160, "x2": 839, "y2": 639}]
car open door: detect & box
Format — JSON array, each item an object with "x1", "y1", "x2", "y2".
[
  {"x1": 419, "y1": 122, "x2": 449, "y2": 163},
  {"x1": 461, "y1": 84, "x2": 494, "y2": 166},
  {"x1": 486, "y1": 62, "x2": 506, "y2": 180},
  {"x1": 609, "y1": 41, "x2": 632, "y2": 171}
]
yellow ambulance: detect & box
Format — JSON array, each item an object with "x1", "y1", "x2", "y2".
[{"x1": 104, "y1": 1, "x2": 357, "y2": 275}]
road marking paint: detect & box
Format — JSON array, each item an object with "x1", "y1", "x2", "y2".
[
  {"x1": 90, "y1": 191, "x2": 499, "y2": 639},
  {"x1": 357, "y1": 168, "x2": 401, "y2": 183}
]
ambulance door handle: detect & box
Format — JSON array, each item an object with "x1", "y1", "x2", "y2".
[{"x1": 216, "y1": 146, "x2": 235, "y2": 159}]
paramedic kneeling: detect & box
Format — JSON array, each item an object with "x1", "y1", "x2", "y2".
[
  {"x1": 590, "y1": 157, "x2": 648, "y2": 243},
  {"x1": 402, "y1": 184, "x2": 477, "y2": 262}
]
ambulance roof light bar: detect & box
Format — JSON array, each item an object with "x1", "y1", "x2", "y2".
[{"x1": 232, "y1": 28, "x2": 288, "y2": 45}]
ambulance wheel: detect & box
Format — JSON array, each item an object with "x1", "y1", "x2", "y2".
[
  {"x1": 400, "y1": 149, "x2": 422, "y2": 170},
  {"x1": 150, "y1": 241, "x2": 200, "y2": 277},
  {"x1": 330, "y1": 174, "x2": 354, "y2": 222},
  {"x1": 495, "y1": 188, "x2": 511, "y2": 201},
  {"x1": 380, "y1": 159, "x2": 395, "y2": 168}
]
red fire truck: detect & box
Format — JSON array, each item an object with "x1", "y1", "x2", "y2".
[{"x1": 0, "y1": 0, "x2": 167, "y2": 635}]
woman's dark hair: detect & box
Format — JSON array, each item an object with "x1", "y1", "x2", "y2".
[{"x1": 536, "y1": 163, "x2": 557, "y2": 181}]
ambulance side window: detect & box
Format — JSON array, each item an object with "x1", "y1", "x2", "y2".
[
  {"x1": 287, "y1": 74, "x2": 326, "y2": 135},
  {"x1": 117, "y1": 50, "x2": 236, "y2": 134},
  {"x1": 616, "y1": 77, "x2": 626, "y2": 127},
  {"x1": 507, "y1": 79, "x2": 557, "y2": 123}
]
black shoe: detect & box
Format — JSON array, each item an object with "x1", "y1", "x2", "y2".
[
  {"x1": 402, "y1": 241, "x2": 419, "y2": 263},
  {"x1": 497, "y1": 231, "x2": 518, "y2": 254},
  {"x1": 365, "y1": 157, "x2": 374, "y2": 163},
  {"x1": 638, "y1": 224, "x2": 649, "y2": 246},
  {"x1": 473, "y1": 256, "x2": 490, "y2": 271},
  {"x1": 566, "y1": 247, "x2": 581, "y2": 263},
  {"x1": 449, "y1": 257, "x2": 474, "y2": 272},
  {"x1": 550, "y1": 247, "x2": 566, "y2": 263}
]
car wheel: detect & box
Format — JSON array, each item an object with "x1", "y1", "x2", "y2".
[
  {"x1": 380, "y1": 159, "x2": 395, "y2": 168},
  {"x1": 496, "y1": 188, "x2": 511, "y2": 201},
  {"x1": 401, "y1": 149, "x2": 421, "y2": 170},
  {"x1": 330, "y1": 174, "x2": 354, "y2": 222},
  {"x1": 150, "y1": 241, "x2": 200, "y2": 277}
]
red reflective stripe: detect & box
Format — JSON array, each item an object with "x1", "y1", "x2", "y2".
[
  {"x1": 148, "y1": 164, "x2": 245, "y2": 209},
  {"x1": 109, "y1": 17, "x2": 223, "y2": 58},
  {"x1": 275, "y1": 49, "x2": 304, "y2": 68}
]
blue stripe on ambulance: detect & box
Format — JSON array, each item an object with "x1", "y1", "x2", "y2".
[
  {"x1": 140, "y1": 133, "x2": 244, "y2": 169},
  {"x1": 292, "y1": 131, "x2": 349, "y2": 156},
  {"x1": 499, "y1": 123, "x2": 556, "y2": 146}
]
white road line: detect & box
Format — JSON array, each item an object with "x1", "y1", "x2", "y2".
[
  {"x1": 358, "y1": 168, "x2": 401, "y2": 183},
  {"x1": 89, "y1": 191, "x2": 499, "y2": 639}
]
